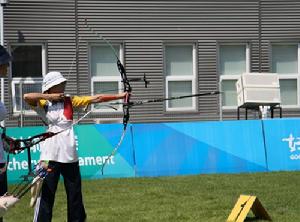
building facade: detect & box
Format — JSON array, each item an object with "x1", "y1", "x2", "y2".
[{"x1": 1, "y1": 0, "x2": 300, "y2": 127}]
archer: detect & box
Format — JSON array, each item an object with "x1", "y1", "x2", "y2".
[{"x1": 23, "y1": 71, "x2": 128, "y2": 222}]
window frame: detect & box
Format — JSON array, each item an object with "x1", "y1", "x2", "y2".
[
  {"x1": 88, "y1": 43, "x2": 124, "y2": 113},
  {"x1": 270, "y1": 42, "x2": 300, "y2": 108},
  {"x1": 9, "y1": 43, "x2": 46, "y2": 114},
  {"x1": 218, "y1": 43, "x2": 250, "y2": 109},
  {"x1": 164, "y1": 43, "x2": 198, "y2": 112},
  {"x1": 11, "y1": 77, "x2": 43, "y2": 114}
]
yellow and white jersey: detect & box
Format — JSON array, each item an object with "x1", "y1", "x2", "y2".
[{"x1": 34, "y1": 96, "x2": 92, "y2": 163}]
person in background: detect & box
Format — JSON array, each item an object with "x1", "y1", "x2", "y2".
[
  {"x1": 24, "y1": 71, "x2": 128, "y2": 222},
  {"x1": 0, "y1": 45, "x2": 12, "y2": 222}
]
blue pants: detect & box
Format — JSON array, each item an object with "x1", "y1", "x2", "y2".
[{"x1": 34, "y1": 161, "x2": 86, "y2": 222}]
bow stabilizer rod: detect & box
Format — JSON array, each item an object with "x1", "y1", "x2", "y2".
[{"x1": 111, "y1": 91, "x2": 221, "y2": 107}]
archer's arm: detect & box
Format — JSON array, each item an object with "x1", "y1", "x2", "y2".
[
  {"x1": 71, "y1": 92, "x2": 129, "y2": 108},
  {"x1": 88, "y1": 92, "x2": 128, "y2": 104},
  {"x1": 23, "y1": 93, "x2": 64, "y2": 106}
]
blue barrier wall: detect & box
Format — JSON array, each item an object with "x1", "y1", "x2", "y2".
[
  {"x1": 263, "y1": 118, "x2": 300, "y2": 171},
  {"x1": 132, "y1": 121, "x2": 267, "y2": 177},
  {"x1": 5, "y1": 124, "x2": 136, "y2": 183},
  {"x1": 4, "y1": 118, "x2": 300, "y2": 183}
]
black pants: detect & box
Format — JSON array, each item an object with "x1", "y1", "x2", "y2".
[
  {"x1": 35, "y1": 161, "x2": 86, "y2": 222},
  {"x1": 0, "y1": 163, "x2": 7, "y2": 222}
]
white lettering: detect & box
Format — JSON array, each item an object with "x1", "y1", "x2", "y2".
[
  {"x1": 30, "y1": 143, "x2": 41, "y2": 153},
  {"x1": 290, "y1": 154, "x2": 300, "y2": 160},
  {"x1": 7, "y1": 158, "x2": 38, "y2": 171},
  {"x1": 78, "y1": 157, "x2": 84, "y2": 166},
  {"x1": 84, "y1": 157, "x2": 96, "y2": 165},
  {"x1": 21, "y1": 160, "x2": 28, "y2": 169},
  {"x1": 282, "y1": 133, "x2": 300, "y2": 153},
  {"x1": 6, "y1": 155, "x2": 116, "y2": 171},
  {"x1": 78, "y1": 156, "x2": 115, "y2": 166},
  {"x1": 75, "y1": 135, "x2": 79, "y2": 151},
  {"x1": 95, "y1": 156, "x2": 103, "y2": 165}
]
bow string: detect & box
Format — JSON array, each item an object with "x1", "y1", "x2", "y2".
[{"x1": 84, "y1": 19, "x2": 144, "y2": 174}]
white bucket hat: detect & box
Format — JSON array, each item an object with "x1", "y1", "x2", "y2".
[{"x1": 42, "y1": 71, "x2": 67, "y2": 93}]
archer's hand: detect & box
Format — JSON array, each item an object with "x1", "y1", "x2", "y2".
[
  {"x1": 120, "y1": 92, "x2": 130, "y2": 99},
  {"x1": 37, "y1": 161, "x2": 49, "y2": 170}
]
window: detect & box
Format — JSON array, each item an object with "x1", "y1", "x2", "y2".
[
  {"x1": 271, "y1": 43, "x2": 300, "y2": 107},
  {"x1": 89, "y1": 44, "x2": 123, "y2": 112},
  {"x1": 10, "y1": 44, "x2": 46, "y2": 113},
  {"x1": 165, "y1": 44, "x2": 197, "y2": 111},
  {"x1": 11, "y1": 78, "x2": 42, "y2": 112},
  {"x1": 219, "y1": 44, "x2": 250, "y2": 108}
]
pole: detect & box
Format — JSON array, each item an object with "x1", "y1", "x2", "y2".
[
  {"x1": 219, "y1": 81, "x2": 223, "y2": 121},
  {"x1": 0, "y1": 4, "x2": 4, "y2": 126},
  {"x1": 0, "y1": 1, "x2": 10, "y2": 127},
  {"x1": 0, "y1": 4, "x2": 3, "y2": 45},
  {"x1": 20, "y1": 82, "x2": 23, "y2": 127},
  {"x1": 0, "y1": 4, "x2": 4, "y2": 103}
]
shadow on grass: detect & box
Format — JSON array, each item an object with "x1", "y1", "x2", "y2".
[{"x1": 245, "y1": 216, "x2": 269, "y2": 221}]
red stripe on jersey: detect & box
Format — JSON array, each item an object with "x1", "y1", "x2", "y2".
[{"x1": 63, "y1": 96, "x2": 73, "y2": 120}]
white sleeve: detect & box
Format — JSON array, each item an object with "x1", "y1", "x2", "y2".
[{"x1": 0, "y1": 102, "x2": 7, "y2": 121}]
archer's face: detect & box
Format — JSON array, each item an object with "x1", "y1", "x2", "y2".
[
  {"x1": 0, "y1": 64, "x2": 8, "y2": 77},
  {"x1": 47, "y1": 82, "x2": 66, "y2": 94}
]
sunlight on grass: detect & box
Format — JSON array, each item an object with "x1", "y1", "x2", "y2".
[{"x1": 4, "y1": 171, "x2": 300, "y2": 222}]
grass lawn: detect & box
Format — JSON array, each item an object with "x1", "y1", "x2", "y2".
[{"x1": 4, "y1": 171, "x2": 300, "y2": 222}]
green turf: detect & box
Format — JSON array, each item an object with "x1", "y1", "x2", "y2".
[{"x1": 4, "y1": 171, "x2": 300, "y2": 221}]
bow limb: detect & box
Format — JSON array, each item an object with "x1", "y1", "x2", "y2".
[
  {"x1": 84, "y1": 19, "x2": 133, "y2": 174},
  {"x1": 84, "y1": 19, "x2": 132, "y2": 128}
]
